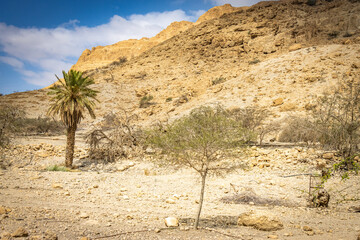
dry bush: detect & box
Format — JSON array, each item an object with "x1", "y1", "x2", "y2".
[
  {"x1": 16, "y1": 116, "x2": 65, "y2": 136},
  {"x1": 278, "y1": 116, "x2": 318, "y2": 143},
  {"x1": 312, "y1": 76, "x2": 360, "y2": 157},
  {"x1": 0, "y1": 104, "x2": 25, "y2": 147},
  {"x1": 86, "y1": 110, "x2": 143, "y2": 162},
  {"x1": 229, "y1": 106, "x2": 278, "y2": 145}
]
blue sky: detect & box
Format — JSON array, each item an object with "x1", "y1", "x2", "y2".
[{"x1": 0, "y1": 0, "x2": 263, "y2": 95}]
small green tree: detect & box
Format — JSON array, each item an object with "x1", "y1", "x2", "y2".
[
  {"x1": 47, "y1": 70, "x2": 98, "y2": 167},
  {"x1": 147, "y1": 106, "x2": 246, "y2": 229}
]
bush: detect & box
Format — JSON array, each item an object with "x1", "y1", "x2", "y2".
[
  {"x1": 16, "y1": 117, "x2": 65, "y2": 136},
  {"x1": 86, "y1": 110, "x2": 143, "y2": 162},
  {"x1": 46, "y1": 165, "x2": 69, "y2": 172},
  {"x1": 229, "y1": 106, "x2": 277, "y2": 145},
  {"x1": 211, "y1": 77, "x2": 226, "y2": 85},
  {"x1": 278, "y1": 116, "x2": 318, "y2": 143},
  {"x1": 311, "y1": 77, "x2": 360, "y2": 157},
  {"x1": 0, "y1": 104, "x2": 24, "y2": 147},
  {"x1": 139, "y1": 95, "x2": 154, "y2": 108},
  {"x1": 249, "y1": 59, "x2": 260, "y2": 65}
]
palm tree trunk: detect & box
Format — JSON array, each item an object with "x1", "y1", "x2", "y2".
[
  {"x1": 195, "y1": 171, "x2": 207, "y2": 229},
  {"x1": 65, "y1": 124, "x2": 77, "y2": 168}
]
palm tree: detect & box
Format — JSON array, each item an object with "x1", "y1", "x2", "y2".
[{"x1": 47, "y1": 70, "x2": 98, "y2": 167}]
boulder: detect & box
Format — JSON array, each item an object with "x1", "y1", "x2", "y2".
[
  {"x1": 164, "y1": 217, "x2": 179, "y2": 227},
  {"x1": 238, "y1": 212, "x2": 283, "y2": 231}
]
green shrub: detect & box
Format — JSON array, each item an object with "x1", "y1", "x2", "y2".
[
  {"x1": 139, "y1": 95, "x2": 154, "y2": 108},
  {"x1": 46, "y1": 165, "x2": 69, "y2": 172},
  {"x1": 147, "y1": 105, "x2": 247, "y2": 229},
  {"x1": 249, "y1": 59, "x2": 260, "y2": 65},
  {"x1": 211, "y1": 77, "x2": 226, "y2": 85},
  {"x1": 166, "y1": 97, "x2": 173, "y2": 102}
]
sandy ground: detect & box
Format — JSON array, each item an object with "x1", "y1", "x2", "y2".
[{"x1": 0, "y1": 137, "x2": 360, "y2": 240}]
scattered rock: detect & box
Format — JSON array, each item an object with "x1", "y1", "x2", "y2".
[
  {"x1": 272, "y1": 98, "x2": 284, "y2": 106},
  {"x1": 164, "y1": 217, "x2": 179, "y2": 227},
  {"x1": 303, "y1": 225, "x2": 313, "y2": 231},
  {"x1": 12, "y1": 227, "x2": 29, "y2": 238},
  {"x1": 166, "y1": 198, "x2": 176, "y2": 204},
  {"x1": 154, "y1": 228, "x2": 161, "y2": 233},
  {"x1": 0, "y1": 232, "x2": 11, "y2": 240},
  {"x1": 44, "y1": 230, "x2": 58, "y2": 240},
  {"x1": 348, "y1": 205, "x2": 360, "y2": 213},
  {"x1": 312, "y1": 189, "x2": 330, "y2": 207},
  {"x1": 357, "y1": 233, "x2": 360, "y2": 240},
  {"x1": 79, "y1": 212, "x2": 90, "y2": 219},
  {"x1": 0, "y1": 206, "x2": 8, "y2": 215},
  {"x1": 267, "y1": 235, "x2": 278, "y2": 239},
  {"x1": 289, "y1": 44, "x2": 302, "y2": 51},
  {"x1": 179, "y1": 226, "x2": 190, "y2": 231},
  {"x1": 145, "y1": 147, "x2": 156, "y2": 154},
  {"x1": 52, "y1": 183, "x2": 63, "y2": 189},
  {"x1": 316, "y1": 159, "x2": 327, "y2": 169},
  {"x1": 322, "y1": 153, "x2": 334, "y2": 159},
  {"x1": 237, "y1": 212, "x2": 283, "y2": 231}
]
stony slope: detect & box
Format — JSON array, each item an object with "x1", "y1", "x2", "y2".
[
  {"x1": 1, "y1": 0, "x2": 360, "y2": 128},
  {"x1": 72, "y1": 4, "x2": 241, "y2": 72}
]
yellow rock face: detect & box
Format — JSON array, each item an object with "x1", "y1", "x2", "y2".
[{"x1": 71, "y1": 4, "x2": 241, "y2": 73}]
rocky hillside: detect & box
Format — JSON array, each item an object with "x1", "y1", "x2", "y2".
[
  {"x1": 1, "y1": 0, "x2": 360, "y2": 128},
  {"x1": 72, "y1": 4, "x2": 241, "y2": 72}
]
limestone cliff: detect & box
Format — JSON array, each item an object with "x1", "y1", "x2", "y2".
[{"x1": 72, "y1": 4, "x2": 241, "y2": 72}]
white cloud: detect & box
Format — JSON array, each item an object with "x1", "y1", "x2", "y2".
[
  {"x1": 0, "y1": 56, "x2": 24, "y2": 69},
  {"x1": 207, "y1": 0, "x2": 266, "y2": 7},
  {"x1": 0, "y1": 9, "x2": 201, "y2": 87}
]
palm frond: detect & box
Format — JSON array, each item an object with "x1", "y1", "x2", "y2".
[{"x1": 47, "y1": 70, "x2": 99, "y2": 127}]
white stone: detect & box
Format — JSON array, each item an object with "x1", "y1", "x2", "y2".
[{"x1": 164, "y1": 217, "x2": 179, "y2": 227}]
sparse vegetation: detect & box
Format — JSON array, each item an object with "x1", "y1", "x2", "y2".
[
  {"x1": 46, "y1": 165, "x2": 69, "y2": 172},
  {"x1": 16, "y1": 116, "x2": 65, "y2": 136},
  {"x1": 166, "y1": 97, "x2": 173, "y2": 102},
  {"x1": 249, "y1": 58, "x2": 260, "y2": 65},
  {"x1": 312, "y1": 76, "x2": 360, "y2": 159},
  {"x1": 147, "y1": 105, "x2": 247, "y2": 229},
  {"x1": 230, "y1": 106, "x2": 277, "y2": 145},
  {"x1": 211, "y1": 77, "x2": 226, "y2": 85},
  {"x1": 47, "y1": 70, "x2": 99, "y2": 167},
  {"x1": 278, "y1": 116, "x2": 318, "y2": 144},
  {"x1": 86, "y1": 110, "x2": 142, "y2": 162},
  {"x1": 139, "y1": 95, "x2": 154, "y2": 108},
  {"x1": 328, "y1": 31, "x2": 339, "y2": 39},
  {"x1": 0, "y1": 104, "x2": 24, "y2": 147}
]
